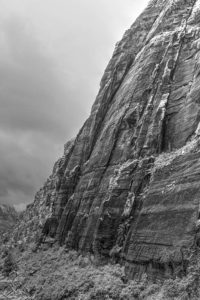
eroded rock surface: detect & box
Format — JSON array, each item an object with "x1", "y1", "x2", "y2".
[{"x1": 12, "y1": 0, "x2": 200, "y2": 280}]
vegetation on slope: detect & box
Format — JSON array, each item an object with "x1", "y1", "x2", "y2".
[{"x1": 0, "y1": 244, "x2": 200, "y2": 300}]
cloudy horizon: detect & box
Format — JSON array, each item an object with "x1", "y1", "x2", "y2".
[{"x1": 0, "y1": 0, "x2": 149, "y2": 211}]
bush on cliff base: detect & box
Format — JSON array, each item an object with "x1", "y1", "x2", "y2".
[
  {"x1": 5, "y1": 246, "x2": 163, "y2": 300},
  {"x1": 2, "y1": 249, "x2": 17, "y2": 276},
  {"x1": 2, "y1": 245, "x2": 200, "y2": 299}
]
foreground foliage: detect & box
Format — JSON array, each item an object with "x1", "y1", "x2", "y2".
[{"x1": 1, "y1": 245, "x2": 200, "y2": 299}]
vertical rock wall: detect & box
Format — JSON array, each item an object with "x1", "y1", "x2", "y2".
[{"x1": 13, "y1": 0, "x2": 200, "y2": 280}]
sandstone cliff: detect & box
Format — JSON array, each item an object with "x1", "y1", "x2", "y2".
[{"x1": 12, "y1": 0, "x2": 200, "y2": 280}]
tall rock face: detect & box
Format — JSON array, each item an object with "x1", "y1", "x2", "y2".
[
  {"x1": 13, "y1": 0, "x2": 200, "y2": 280},
  {"x1": 0, "y1": 204, "x2": 18, "y2": 236}
]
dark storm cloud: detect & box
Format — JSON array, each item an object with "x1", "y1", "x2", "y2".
[
  {"x1": 0, "y1": 17, "x2": 75, "y2": 139},
  {"x1": 0, "y1": 17, "x2": 72, "y2": 208}
]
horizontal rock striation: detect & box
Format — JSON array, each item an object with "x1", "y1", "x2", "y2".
[{"x1": 13, "y1": 0, "x2": 200, "y2": 280}]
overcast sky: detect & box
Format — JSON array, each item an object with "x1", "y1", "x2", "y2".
[{"x1": 0, "y1": 0, "x2": 149, "y2": 211}]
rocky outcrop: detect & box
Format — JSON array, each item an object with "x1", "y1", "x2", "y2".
[
  {"x1": 0, "y1": 204, "x2": 18, "y2": 236},
  {"x1": 12, "y1": 0, "x2": 200, "y2": 280},
  {"x1": 11, "y1": 139, "x2": 75, "y2": 245}
]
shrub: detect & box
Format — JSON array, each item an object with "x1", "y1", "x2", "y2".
[{"x1": 2, "y1": 250, "x2": 17, "y2": 276}]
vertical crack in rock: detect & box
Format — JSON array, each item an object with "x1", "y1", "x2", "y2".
[{"x1": 52, "y1": 1, "x2": 171, "y2": 248}]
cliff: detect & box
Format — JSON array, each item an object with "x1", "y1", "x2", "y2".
[{"x1": 12, "y1": 0, "x2": 200, "y2": 280}]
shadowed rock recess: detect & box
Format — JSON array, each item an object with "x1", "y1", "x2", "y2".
[{"x1": 12, "y1": 0, "x2": 200, "y2": 280}]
